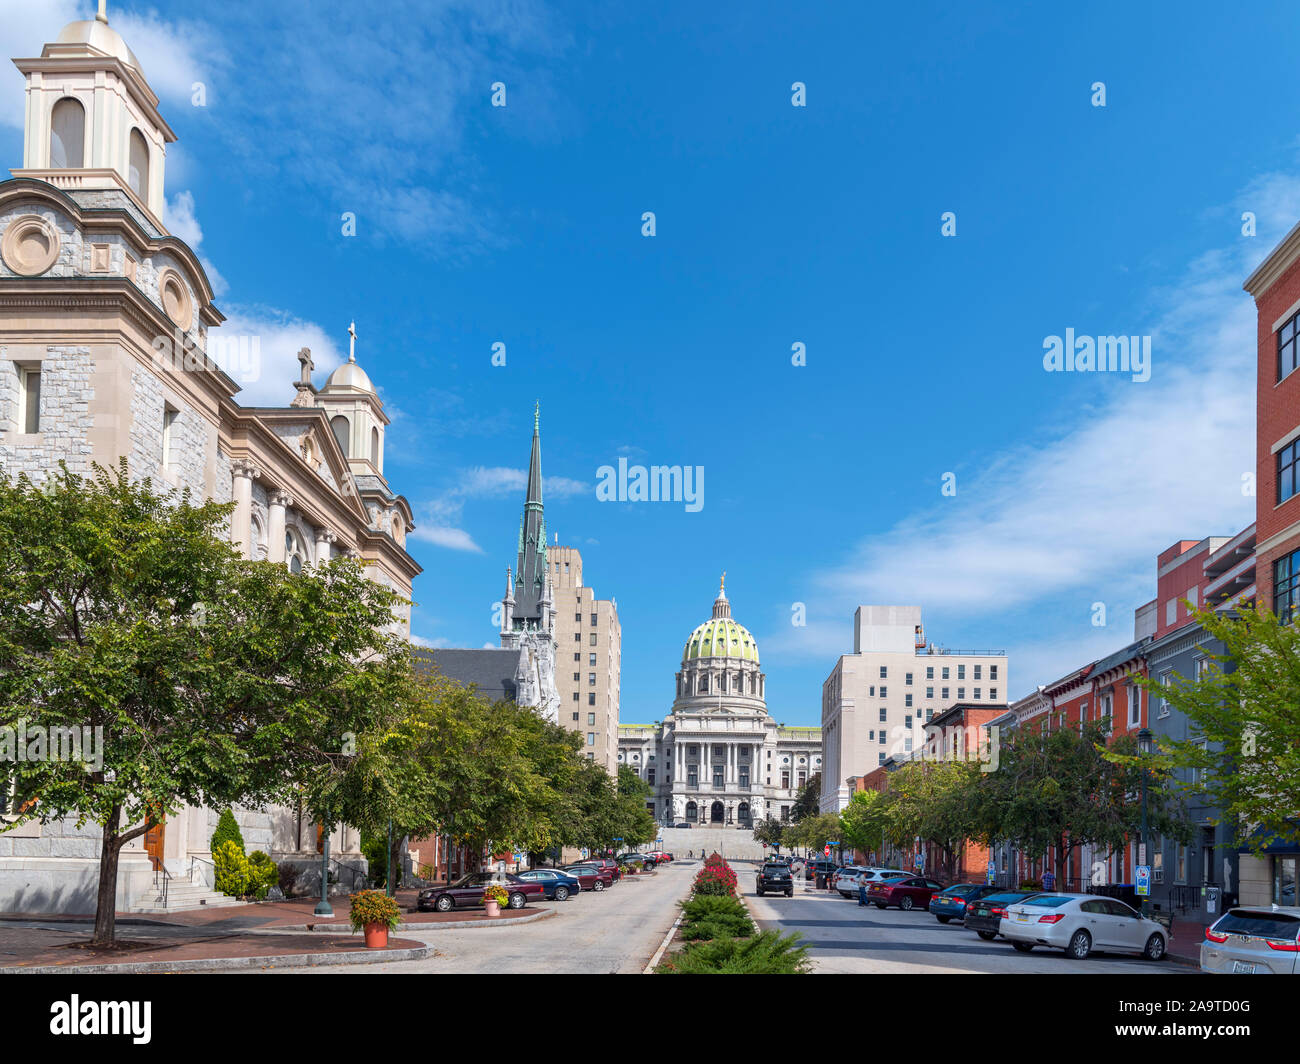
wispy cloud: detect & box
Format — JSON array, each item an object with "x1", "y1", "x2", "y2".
[
  {"x1": 765, "y1": 175, "x2": 1299, "y2": 697},
  {"x1": 0, "y1": 0, "x2": 81, "y2": 131},
  {"x1": 212, "y1": 305, "x2": 345, "y2": 407}
]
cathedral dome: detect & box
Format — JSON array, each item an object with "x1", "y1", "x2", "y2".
[
  {"x1": 55, "y1": 19, "x2": 144, "y2": 77},
  {"x1": 321, "y1": 360, "x2": 376, "y2": 395},
  {"x1": 682, "y1": 576, "x2": 759, "y2": 663}
]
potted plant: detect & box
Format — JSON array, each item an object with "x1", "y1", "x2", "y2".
[
  {"x1": 348, "y1": 889, "x2": 402, "y2": 948},
  {"x1": 482, "y1": 882, "x2": 509, "y2": 917}
]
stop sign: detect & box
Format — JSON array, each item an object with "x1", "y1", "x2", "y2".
[{"x1": 823, "y1": 844, "x2": 830, "y2": 857}]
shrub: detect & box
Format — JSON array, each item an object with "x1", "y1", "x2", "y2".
[
  {"x1": 213, "y1": 839, "x2": 252, "y2": 897},
  {"x1": 210, "y1": 809, "x2": 244, "y2": 856},
  {"x1": 692, "y1": 858, "x2": 738, "y2": 897},
  {"x1": 679, "y1": 892, "x2": 755, "y2": 941},
  {"x1": 658, "y1": 930, "x2": 811, "y2": 974},
  {"x1": 248, "y1": 850, "x2": 278, "y2": 900},
  {"x1": 348, "y1": 889, "x2": 402, "y2": 933},
  {"x1": 1019, "y1": 880, "x2": 1042, "y2": 890}
]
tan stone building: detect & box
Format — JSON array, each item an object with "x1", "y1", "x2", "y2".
[
  {"x1": 820, "y1": 606, "x2": 1008, "y2": 813},
  {"x1": 0, "y1": 10, "x2": 419, "y2": 912},
  {"x1": 548, "y1": 545, "x2": 621, "y2": 774}
]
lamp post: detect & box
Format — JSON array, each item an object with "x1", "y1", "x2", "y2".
[
  {"x1": 1138, "y1": 727, "x2": 1153, "y2": 916},
  {"x1": 314, "y1": 818, "x2": 332, "y2": 917}
]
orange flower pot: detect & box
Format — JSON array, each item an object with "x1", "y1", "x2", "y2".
[
  {"x1": 484, "y1": 900, "x2": 501, "y2": 917},
  {"x1": 364, "y1": 922, "x2": 389, "y2": 949}
]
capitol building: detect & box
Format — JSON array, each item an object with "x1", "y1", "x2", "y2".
[{"x1": 618, "y1": 579, "x2": 821, "y2": 829}]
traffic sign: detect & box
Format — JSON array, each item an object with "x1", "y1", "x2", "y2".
[
  {"x1": 914, "y1": 853, "x2": 923, "y2": 869},
  {"x1": 1136, "y1": 865, "x2": 1151, "y2": 897},
  {"x1": 823, "y1": 845, "x2": 830, "y2": 857}
]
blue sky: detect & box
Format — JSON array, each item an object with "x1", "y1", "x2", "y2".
[{"x1": 5, "y1": 0, "x2": 1295, "y2": 725}]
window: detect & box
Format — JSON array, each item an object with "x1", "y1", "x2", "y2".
[
  {"x1": 370, "y1": 427, "x2": 379, "y2": 466},
  {"x1": 714, "y1": 768, "x2": 724, "y2": 787},
  {"x1": 128, "y1": 128, "x2": 150, "y2": 198},
  {"x1": 904, "y1": 715, "x2": 912, "y2": 729},
  {"x1": 18, "y1": 365, "x2": 40, "y2": 433},
  {"x1": 1273, "y1": 856, "x2": 1299, "y2": 906},
  {"x1": 973, "y1": 688, "x2": 982, "y2": 700},
  {"x1": 587, "y1": 714, "x2": 595, "y2": 727},
  {"x1": 905, "y1": 694, "x2": 913, "y2": 708},
  {"x1": 330, "y1": 415, "x2": 349, "y2": 457},
  {"x1": 572, "y1": 692, "x2": 579, "y2": 701},
  {"x1": 879, "y1": 686, "x2": 887, "y2": 698},
  {"x1": 50, "y1": 97, "x2": 85, "y2": 168},
  {"x1": 957, "y1": 687, "x2": 965, "y2": 700},
  {"x1": 1276, "y1": 548, "x2": 1300, "y2": 623},
  {"x1": 589, "y1": 633, "x2": 597, "y2": 645},
  {"x1": 573, "y1": 653, "x2": 580, "y2": 662},
  {"x1": 1280, "y1": 310, "x2": 1300, "y2": 382},
  {"x1": 572, "y1": 672, "x2": 580, "y2": 681},
  {"x1": 648, "y1": 769, "x2": 655, "y2": 785},
  {"x1": 990, "y1": 688, "x2": 997, "y2": 700},
  {"x1": 739, "y1": 770, "x2": 749, "y2": 787},
  {"x1": 588, "y1": 693, "x2": 595, "y2": 705},
  {"x1": 974, "y1": 664, "x2": 982, "y2": 680},
  {"x1": 926, "y1": 686, "x2": 934, "y2": 698},
  {"x1": 1175, "y1": 843, "x2": 1188, "y2": 883},
  {"x1": 905, "y1": 672, "x2": 912, "y2": 685},
  {"x1": 590, "y1": 612, "x2": 598, "y2": 626},
  {"x1": 941, "y1": 687, "x2": 949, "y2": 699},
  {"x1": 957, "y1": 664, "x2": 966, "y2": 680},
  {"x1": 575, "y1": 611, "x2": 582, "y2": 622},
  {"x1": 878, "y1": 707, "x2": 887, "y2": 722},
  {"x1": 587, "y1": 732, "x2": 595, "y2": 746},
  {"x1": 879, "y1": 666, "x2": 887, "y2": 679},
  {"x1": 572, "y1": 712, "x2": 578, "y2": 721},
  {"x1": 869, "y1": 685, "x2": 875, "y2": 696},
  {"x1": 878, "y1": 732, "x2": 886, "y2": 745},
  {"x1": 163, "y1": 407, "x2": 179, "y2": 470},
  {"x1": 869, "y1": 730, "x2": 875, "y2": 740},
  {"x1": 942, "y1": 667, "x2": 949, "y2": 680},
  {"x1": 1128, "y1": 685, "x2": 1141, "y2": 726},
  {"x1": 781, "y1": 772, "x2": 790, "y2": 788},
  {"x1": 926, "y1": 666, "x2": 934, "y2": 680},
  {"x1": 904, "y1": 737, "x2": 912, "y2": 752},
  {"x1": 990, "y1": 665, "x2": 998, "y2": 680},
  {"x1": 688, "y1": 769, "x2": 698, "y2": 786},
  {"x1": 878, "y1": 752, "x2": 886, "y2": 765},
  {"x1": 588, "y1": 672, "x2": 596, "y2": 685},
  {"x1": 589, "y1": 653, "x2": 597, "y2": 665}
]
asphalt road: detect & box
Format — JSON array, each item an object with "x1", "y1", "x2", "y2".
[
  {"x1": 264, "y1": 861, "x2": 695, "y2": 974},
  {"x1": 743, "y1": 866, "x2": 1197, "y2": 975}
]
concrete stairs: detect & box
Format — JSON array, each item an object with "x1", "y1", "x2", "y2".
[
  {"x1": 653, "y1": 827, "x2": 768, "y2": 861},
  {"x1": 130, "y1": 868, "x2": 248, "y2": 914}
]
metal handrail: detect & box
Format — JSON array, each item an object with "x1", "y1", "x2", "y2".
[
  {"x1": 154, "y1": 864, "x2": 171, "y2": 907},
  {"x1": 328, "y1": 856, "x2": 368, "y2": 893},
  {"x1": 189, "y1": 854, "x2": 214, "y2": 886}
]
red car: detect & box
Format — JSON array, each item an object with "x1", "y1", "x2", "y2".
[
  {"x1": 866, "y1": 875, "x2": 946, "y2": 911},
  {"x1": 578, "y1": 857, "x2": 622, "y2": 881},
  {"x1": 563, "y1": 864, "x2": 613, "y2": 891},
  {"x1": 417, "y1": 871, "x2": 544, "y2": 912}
]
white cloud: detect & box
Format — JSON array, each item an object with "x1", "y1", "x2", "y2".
[
  {"x1": 0, "y1": 0, "x2": 81, "y2": 131},
  {"x1": 164, "y1": 189, "x2": 228, "y2": 296},
  {"x1": 777, "y1": 175, "x2": 1300, "y2": 697},
  {"x1": 210, "y1": 305, "x2": 344, "y2": 407},
  {"x1": 409, "y1": 525, "x2": 483, "y2": 554},
  {"x1": 112, "y1": 6, "x2": 216, "y2": 107},
  {"x1": 409, "y1": 633, "x2": 451, "y2": 649}
]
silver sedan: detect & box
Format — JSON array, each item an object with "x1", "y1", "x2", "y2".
[{"x1": 1000, "y1": 893, "x2": 1168, "y2": 960}]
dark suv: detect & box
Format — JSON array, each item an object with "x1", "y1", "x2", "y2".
[{"x1": 756, "y1": 862, "x2": 795, "y2": 897}]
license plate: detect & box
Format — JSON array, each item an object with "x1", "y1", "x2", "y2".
[
  {"x1": 1231, "y1": 961, "x2": 1257, "y2": 974},
  {"x1": 1015, "y1": 913, "x2": 1029, "y2": 922}
]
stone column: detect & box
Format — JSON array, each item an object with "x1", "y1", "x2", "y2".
[
  {"x1": 267, "y1": 491, "x2": 292, "y2": 563},
  {"x1": 313, "y1": 529, "x2": 335, "y2": 567},
  {"x1": 230, "y1": 460, "x2": 260, "y2": 558}
]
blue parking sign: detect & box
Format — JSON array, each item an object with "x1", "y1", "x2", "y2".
[{"x1": 1136, "y1": 865, "x2": 1151, "y2": 897}]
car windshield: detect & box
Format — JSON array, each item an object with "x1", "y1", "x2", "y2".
[
  {"x1": 942, "y1": 885, "x2": 979, "y2": 896},
  {"x1": 1215, "y1": 910, "x2": 1300, "y2": 937},
  {"x1": 762, "y1": 865, "x2": 788, "y2": 873},
  {"x1": 1019, "y1": 894, "x2": 1071, "y2": 908},
  {"x1": 981, "y1": 892, "x2": 1030, "y2": 904}
]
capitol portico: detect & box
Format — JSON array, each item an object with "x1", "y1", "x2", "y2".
[{"x1": 619, "y1": 578, "x2": 821, "y2": 828}]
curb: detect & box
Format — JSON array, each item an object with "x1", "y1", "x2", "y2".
[
  {"x1": 0, "y1": 942, "x2": 432, "y2": 975},
  {"x1": 280, "y1": 906, "x2": 558, "y2": 933},
  {"x1": 644, "y1": 909, "x2": 685, "y2": 974}
]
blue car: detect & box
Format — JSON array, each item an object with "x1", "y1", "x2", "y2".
[
  {"x1": 516, "y1": 868, "x2": 581, "y2": 901},
  {"x1": 930, "y1": 883, "x2": 1003, "y2": 924}
]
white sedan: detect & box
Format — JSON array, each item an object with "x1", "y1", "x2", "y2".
[{"x1": 1000, "y1": 893, "x2": 1168, "y2": 961}]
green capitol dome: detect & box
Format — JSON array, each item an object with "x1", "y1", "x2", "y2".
[{"x1": 682, "y1": 574, "x2": 759, "y2": 664}]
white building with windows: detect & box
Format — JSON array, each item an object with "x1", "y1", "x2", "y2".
[
  {"x1": 618, "y1": 578, "x2": 821, "y2": 829},
  {"x1": 0, "y1": 8, "x2": 419, "y2": 913}
]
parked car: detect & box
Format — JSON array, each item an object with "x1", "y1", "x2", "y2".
[
  {"x1": 964, "y1": 890, "x2": 1040, "y2": 940},
  {"x1": 806, "y1": 858, "x2": 838, "y2": 882},
  {"x1": 1000, "y1": 894, "x2": 1168, "y2": 960},
  {"x1": 831, "y1": 867, "x2": 872, "y2": 896},
  {"x1": 515, "y1": 868, "x2": 581, "y2": 901},
  {"x1": 562, "y1": 865, "x2": 612, "y2": 891},
  {"x1": 578, "y1": 857, "x2": 622, "y2": 881},
  {"x1": 837, "y1": 868, "x2": 911, "y2": 897},
  {"x1": 417, "y1": 871, "x2": 543, "y2": 912},
  {"x1": 866, "y1": 875, "x2": 946, "y2": 911},
  {"x1": 1202, "y1": 906, "x2": 1300, "y2": 974},
  {"x1": 672, "y1": 822, "x2": 692, "y2": 829},
  {"x1": 756, "y1": 862, "x2": 795, "y2": 897},
  {"x1": 929, "y1": 883, "x2": 1004, "y2": 924}
]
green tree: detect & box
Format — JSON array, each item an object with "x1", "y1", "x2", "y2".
[
  {"x1": 752, "y1": 815, "x2": 785, "y2": 849},
  {"x1": 0, "y1": 464, "x2": 407, "y2": 946},
  {"x1": 790, "y1": 771, "x2": 821, "y2": 822},
  {"x1": 838, "y1": 789, "x2": 885, "y2": 860},
  {"x1": 1124, "y1": 603, "x2": 1300, "y2": 854},
  {"x1": 210, "y1": 808, "x2": 245, "y2": 855},
  {"x1": 881, "y1": 760, "x2": 982, "y2": 880}
]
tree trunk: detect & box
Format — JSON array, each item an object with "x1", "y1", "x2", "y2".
[{"x1": 92, "y1": 808, "x2": 122, "y2": 948}]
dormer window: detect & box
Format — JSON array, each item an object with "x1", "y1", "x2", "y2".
[
  {"x1": 128, "y1": 128, "x2": 149, "y2": 199},
  {"x1": 50, "y1": 98, "x2": 85, "y2": 168}
]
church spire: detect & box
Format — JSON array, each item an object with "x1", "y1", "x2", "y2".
[
  {"x1": 712, "y1": 572, "x2": 731, "y2": 619},
  {"x1": 512, "y1": 404, "x2": 547, "y2": 627}
]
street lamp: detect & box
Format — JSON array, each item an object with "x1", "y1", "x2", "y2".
[
  {"x1": 1137, "y1": 727, "x2": 1153, "y2": 916},
  {"x1": 314, "y1": 817, "x2": 332, "y2": 917}
]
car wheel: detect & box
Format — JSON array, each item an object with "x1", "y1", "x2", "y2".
[
  {"x1": 1067, "y1": 930, "x2": 1091, "y2": 960},
  {"x1": 435, "y1": 895, "x2": 454, "y2": 912},
  {"x1": 555, "y1": 886, "x2": 569, "y2": 902},
  {"x1": 786, "y1": 889, "x2": 793, "y2": 897},
  {"x1": 1012, "y1": 942, "x2": 1033, "y2": 952},
  {"x1": 977, "y1": 930, "x2": 997, "y2": 941},
  {"x1": 509, "y1": 892, "x2": 526, "y2": 909},
  {"x1": 900, "y1": 896, "x2": 914, "y2": 911},
  {"x1": 757, "y1": 888, "x2": 764, "y2": 896},
  {"x1": 1144, "y1": 934, "x2": 1166, "y2": 961},
  {"x1": 593, "y1": 880, "x2": 605, "y2": 892},
  {"x1": 936, "y1": 915, "x2": 950, "y2": 924}
]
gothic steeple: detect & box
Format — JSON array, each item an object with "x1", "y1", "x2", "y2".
[{"x1": 513, "y1": 402, "x2": 547, "y2": 627}]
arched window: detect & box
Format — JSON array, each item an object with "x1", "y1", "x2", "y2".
[
  {"x1": 50, "y1": 98, "x2": 85, "y2": 168},
  {"x1": 249, "y1": 513, "x2": 266, "y2": 560},
  {"x1": 285, "y1": 528, "x2": 308, "y2": 574},
  {"x1": 370, "y1": 426, "x2": 379, "y2": 466},
  {"x1": 330, "y1": 415, "x2": 349, "y2": 457},
  {"x1": 128, "y1": 129, "x2": 150, "y2": 198}
]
